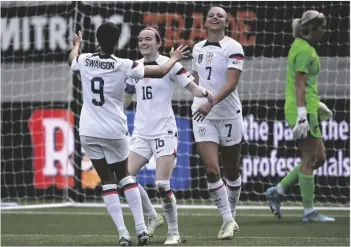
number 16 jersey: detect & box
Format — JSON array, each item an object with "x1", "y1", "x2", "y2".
[
  {"x1": 126, "y1": 55, "x2": 193, "y2": 139},
  {"x1": 71, "y1": 53, "x2": 144, "y2": 139},
  {"x1": 192, "y1": 36, "x2": 245, "y2": 120}
]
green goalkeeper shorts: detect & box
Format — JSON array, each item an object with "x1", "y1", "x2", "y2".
[{"x1": 285, "y1": 112, "x2": 322, "y2": 139}]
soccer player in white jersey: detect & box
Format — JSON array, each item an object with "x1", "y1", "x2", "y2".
[
  {"x1": 191, "y1": 7, "x2": 245, "y2": 239},
  {"x1": 67, "y1": 22, "x2": 189, "y2": 246},
  {"x1": 122, "y1": 27, "x2": 214, "y2": 245}
]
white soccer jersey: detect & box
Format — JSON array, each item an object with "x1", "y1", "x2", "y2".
[
  {"x1": 192, "y1": 36, "x2": 244, "y2": 119},
  {"x1": 71, "y1": 53, "x2": 144, "y2": 139},
  {"x1": 126, "y1": 55, "x2": 193, "y2": 139}
]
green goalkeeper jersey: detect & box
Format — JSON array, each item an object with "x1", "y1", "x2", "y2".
[{"x1": 285, "y1": 38, "x2": 320, "y2": 114}]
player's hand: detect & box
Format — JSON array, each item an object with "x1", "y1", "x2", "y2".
[
  {"x1": 318, "y1": 102, "x2": 333, "y2": 121},
  {"x1": 72, "y1": 31, "x2": 82, "y2": 47},
  {"x1": 170, "y1": 45, "x2": 190, "y2": 61},
  {"x1": 202, "y1": 90, "x2": 215, "y2": 103},
  {"x1": 292, "y1": 107, "x2": 309, "y2": 139},
  {"x1": 192, "y1": 102, "x2": 214, "y2": 122}
]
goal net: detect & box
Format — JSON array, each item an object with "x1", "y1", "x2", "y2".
[{"x1": 1, "y1": 1, "x2": 349, "y2": 210}]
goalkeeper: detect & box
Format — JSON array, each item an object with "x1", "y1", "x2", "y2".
[{"x1": 265, "y1": 10, "x2": 335, "y2": 222}]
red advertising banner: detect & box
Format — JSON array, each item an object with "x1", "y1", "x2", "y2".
[{"x1": 28, "y1": 109, "x2": 101, "y2": 189}]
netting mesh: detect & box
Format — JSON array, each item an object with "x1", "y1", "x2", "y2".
[{"x1": 1, "y1": 1, "x2": 349, "y2": 207}]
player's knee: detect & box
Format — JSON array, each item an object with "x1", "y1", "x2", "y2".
[
  {"x1": 156, "y1": 180, "x2": 171, "y2": 198},
  {"x1": 115, "y1": 173, "x2": 129, "y2": 182},
  {"x1": 206, "y1": 166, "x2": 221, "y2": 183},
  {"x1": 112, "y1": 163, "x2": 129, "y2": 181},
  {"x1": 100, "y1": 179, "x2": 116, "y2": 185}
]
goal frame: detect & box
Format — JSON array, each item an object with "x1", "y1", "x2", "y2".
[{"x1": 1, "y1": 1, "x2": 349, "y2": 211}]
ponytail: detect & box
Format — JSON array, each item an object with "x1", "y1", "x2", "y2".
[
  {"x1": 292, "y1": 10, "x2": 326, "y2": 39},
  {"x1": 292, "y1": 18, "x2": 301, "y2": 38}
]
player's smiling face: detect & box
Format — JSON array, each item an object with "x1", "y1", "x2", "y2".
[
  {"x1": 138, "y1": 30, "x2": 160, "y2": 56},
  {"x1": 205, "y1": 7, "x2": 228, "y2": 31}
]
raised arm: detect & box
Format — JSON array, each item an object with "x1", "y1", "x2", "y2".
[
  {"x1": 143, "y1": 45, "x2": 190, "y2": 78},
  {"x1": 68, "y1": 31, "x2": 82, "y2": 66}
]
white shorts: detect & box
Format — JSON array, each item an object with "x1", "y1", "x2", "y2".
[
  {"x1": 192, "y1": 117, "x2": 244, "y2": 146},
  {"x1": 129, "y1": 135, "x2": 178, "y2": 160},
  {"x1": 80, "y1": 135, "x2": 129, "y2": 164}
]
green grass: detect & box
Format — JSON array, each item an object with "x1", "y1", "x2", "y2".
[
  {"x1": 3, "y1": 198, "x2": 349, "y2": 208},
  {"x1": 1, "y1": 207, "x2": 350, "y2": 246}
]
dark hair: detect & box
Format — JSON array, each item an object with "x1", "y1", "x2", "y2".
[
  {"x1": 96, "y1": 22, "x2": 120, "y2": 54},
  {"x1": 142, "y1": 27, "x2": 162, "y2": 43}
]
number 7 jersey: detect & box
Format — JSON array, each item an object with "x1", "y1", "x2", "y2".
[
  {"x1": 71, "y1": 53, "x2": 144, "y2": 139},
  {"x1": 192, "y1": 36, "x2": 244, "y2": 120}
]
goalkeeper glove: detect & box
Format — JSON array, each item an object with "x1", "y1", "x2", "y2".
[
  {"x1": 318, "y1": 102, "x2": 333, "y2": 121},
  {"x1": 292, "y1": 107, "x2": 309, "y2": 139}
]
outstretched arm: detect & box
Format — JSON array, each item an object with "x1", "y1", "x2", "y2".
[
  {"x1": 143, "y1": 46, "x2": 190, "y2": 78},
  {"x1": 68, "y1": 31, "x2": 82, "y2": 66},
  {"x1": 185, "y1": 81, "x2": 214, "y2": 101}
]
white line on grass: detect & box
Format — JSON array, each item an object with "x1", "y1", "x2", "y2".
[
  {"x1": 1, "y1": 203, "x2": 349, "y2": 211},
  {"x1": 1, "y1": 211, "x2": 347, "y2": 218},
  {"x1": 1, "y1": 234, "x2": 349, "y2": 240}
]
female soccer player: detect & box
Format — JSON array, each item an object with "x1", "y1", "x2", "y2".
[
  {"x1": 68, "y1": 22, "x2": 189, "y2": 246},
  {"x1": 123, "y1": 27, "x2": 214, "y2": 245},
  {"x1": 191, "y1": 7, "x2": 244, "y2": 239},
  {"x1": 265, "y1": 10, "x2": 335, "y2": 222}
]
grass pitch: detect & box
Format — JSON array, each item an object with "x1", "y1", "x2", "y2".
[{"x1": 1, "y1": 207, "x2": 349, "y2": 246}]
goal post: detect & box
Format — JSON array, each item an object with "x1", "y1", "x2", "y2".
[{"x1": 1, "y1": 1, "x2": 349, "y2": 210}]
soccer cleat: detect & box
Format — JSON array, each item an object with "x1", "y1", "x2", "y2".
[
  {"x1": 302, "y1": 210, "x2": 335, "y2": 222},
  {"x1": 164, "y1": 233, "x2": 181, "y2": 245},
  {"x1": 146, "y1": 213, "x2": 164, "y2": 237},
  {"x1": 265, "y1": 186, "x2": 284, "y2": 219},
  {"x1": 137, "y1": 231, "x2": 150, "y2": 246},
  {"x1": 119, "y1": 236, "x2": 132, "y2": 246},
  {"x1": 217, "y1": 220, "x2": 235, "y2": 240},
  {"x1": 233, "y1": 220, "x2": 240, "y2": 233}
]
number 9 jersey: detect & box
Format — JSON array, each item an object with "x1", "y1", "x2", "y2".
[
  {"x1": 71, "y1": 53, "x2": 144, "y2": 139},
  {"x1": 192, "y1": 36, "x2": 244, "y2": 120}
]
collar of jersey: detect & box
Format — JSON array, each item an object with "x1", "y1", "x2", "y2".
[
  {"x1": 91, "y1": 52, "x2": 116, "y2": 61},
  {"x1": 299, "y1": 37, "x2": 314, "y2": 47},
  {"x1": 143, "y1": 61, "x2": 159, "y2": 65},
  {"x1": 202, "y1": 40, "x2": 222, "y2": 48}
]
